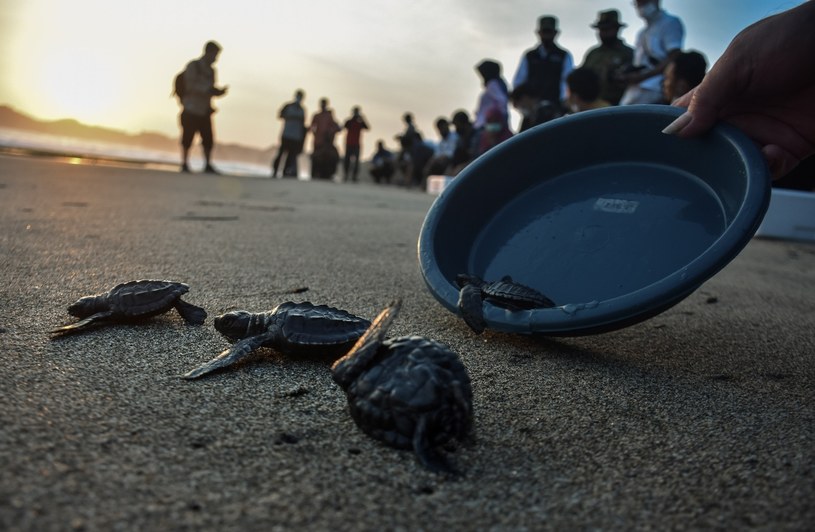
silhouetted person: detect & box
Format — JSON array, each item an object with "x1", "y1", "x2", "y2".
[
  {"x1": 309, "y1": 98, "x2": 340, "y2": 179},
  {"x1": 273, "y1": 89, "x2": 307, "y2": 178},
  {"x1": 565, "y1": 67, "x2": 611, "y2": 112},
  {"x1": 342, "y1": 106, "x2": 369, "y2": 182},
  {"x1": 395, "y1": 112, "x2": 423, "y2": 186},
  {"x1": 581, "y1": 10, "x2": 634, "y2": 105},
  {"x1": 179, "y1": 41, "x2": 228, "y2": 173},
  {"x1": 618, "y1": 0, "x2": 684, "y2": 105},
  {"x1": 369, "y1": 140, "x2": 395, "y2": 185},
  {"x1": 423, "y1": 117, "x2": 459, "y2": 178},
  {"x1": 475, "y1": 60, "x2": 511, "y2": 155},
  {"x1": 450, "y1": 110, "x2": 476, "y2": 174},
  {"x1": 662, "y1": 51, "x2": 707, "y2": 104},
  {"x1": 512, "y1": 15, "x2": 574, "y2": 129}
]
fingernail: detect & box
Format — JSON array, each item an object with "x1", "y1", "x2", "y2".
[{"x1": 661, "y1": 112, "x2": 692, "y2": 135}]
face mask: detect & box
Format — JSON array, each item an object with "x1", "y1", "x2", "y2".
[{"x1": 637, "y1": 3, "x2": 659, "y2": 19}]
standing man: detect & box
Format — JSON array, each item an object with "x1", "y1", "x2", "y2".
[
  {"x1": 618, "y1": 0, "x2": 684, "y2": 105},
  {"x1": 272, "y1": 89, "x2": 307, "y2": 178},
  {"x1": 581, "y1": 10, "x2": 634, "y2": 106},
  {"x1": 342, "y1": 106, "x2": 369, "y2": 182},
  {"x1": 511, "y1": 15, "x2": 574, "y2": 130},
  {"x1": 308, "y1": 98, "x2": 341, "y2": 179},
  {"x1": 179, "y1": 41, "x2": 228, "y2": 173}
]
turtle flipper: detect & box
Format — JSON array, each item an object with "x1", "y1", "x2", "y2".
[
  {"x1": 331, "y1": 299, "x2": 401, "y2": 388},
  {"x1": 174, "y1": 299, "x2": 207, "y2": 325},
  {"x1": 457, "y1": 284, "x2": 486, "y2": 334},
  {"x1": 181, "y1": 333, "x2": 273, "y2": 380},
  {"x1": 51, "y1": 311, "x2": 114, "y2": 336},
  {"x1": 412, "y1": 414, "x2": 457, "y2": 475}
]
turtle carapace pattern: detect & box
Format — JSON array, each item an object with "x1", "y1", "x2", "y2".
[
  {"x1": 182, "y1": 301, "x2": 371, "y2": 380},
  {"x1": 331, "y1": 300, "x2": 473, "y2": 475},
  {"x1": 456, "y1": 274, "x2": 556, "y2": 334},
  {"x1": 52, "y1": 280, "x2": 207, "y2": 336}
]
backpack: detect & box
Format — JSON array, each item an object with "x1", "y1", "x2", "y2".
[{"x1": 172, "y1": 70, "x2": 185, "y2": 102}]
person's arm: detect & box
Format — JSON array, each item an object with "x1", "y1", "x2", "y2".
[
  {"x1": 511, "y1": 53, "x2": 529, "y2": 89},
  {"x1": 664, "y1": 2, "x2": 815, "y2": 179},
  {"x1": 625, "y1": 48, "x2": 680, "y2": 84},
  {"x1": 560, "y1": 52, "x2": 574, "y2": 102}
]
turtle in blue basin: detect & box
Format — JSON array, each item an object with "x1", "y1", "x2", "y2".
[
  {"x1": 52, "y1": 280, "x2": 206, "y2": 336},
  {"x1": 182, "y1": 301, "x2": 370, "y2": 379},
  {"x1": 456, "y1": 274, "x2": 556, "y2": 334},
  {"x1": 332, "y1": 300, "x2": 473, "y2": 475}
]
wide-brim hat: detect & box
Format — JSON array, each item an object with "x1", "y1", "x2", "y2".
[{"x1": 591, "y1": 9, "x2": 626, "y2": 29}]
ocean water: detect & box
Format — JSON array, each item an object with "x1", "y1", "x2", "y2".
[{"x1": 0, "y1": 127, "x2": 274, "y2": 178}]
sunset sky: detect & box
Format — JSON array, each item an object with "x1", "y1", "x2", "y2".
[{"x1": 0, "y1": 0, "x2": 805, "y2": 156}]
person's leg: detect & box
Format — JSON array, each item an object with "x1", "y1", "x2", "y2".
[
  {"x1": 283, "y1": 144, "x2": 298, "y2": 177},
  {"x1": 200, "y1": 115, "x2": 217, "y2": 173},
  {"x1": 288, "y1": 148, "x2": 301, "y2": 177},
  {"x1": 272, "y1": 141, "x2": 285, "y2": 177},
  {"x1": 342, "y1": 146, "x2": 352, "y2": 181},
  {"x1": 179, "y1": 111, "x2": 195, "y2": 172},
  {"x1": 350, "y1": 146, "x2": 360, "y2": 181}
]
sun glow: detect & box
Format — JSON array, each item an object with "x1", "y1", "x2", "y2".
[{"x1": 34, "y1": 48, "x2": 121, "y2": 124}]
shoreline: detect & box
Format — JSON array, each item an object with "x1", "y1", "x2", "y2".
[{"x1": 0, "y1": 140, "x2": 373, "y2": 182}]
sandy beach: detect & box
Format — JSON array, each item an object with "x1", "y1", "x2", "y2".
[{"x1": 1, "y1": 154, "x2": 813, "y2": 530}]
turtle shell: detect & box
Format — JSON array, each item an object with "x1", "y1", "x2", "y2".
[
  {"x1": 343, "y1": 335, "x2": 473, "y2": 450},
  {"x1": 481, "y1": 276, "x2": 555, "y2": 310},
  {"x1": 106, "y1": 280, "x2": 190, "y2": 318},
  {"x1": 275, "y1": 301, "x2": 371, "y2": 355}
]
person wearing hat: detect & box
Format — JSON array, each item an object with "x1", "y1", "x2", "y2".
[
  {"x1": 511, "y1": 15, "x2": 574, "y2": 130},
  {"x1": 618, "y1": 0, "x2": 685, "y2": 105},
  {"x1": 581, "y1": 10, "x2": 634, "y2": 105}
]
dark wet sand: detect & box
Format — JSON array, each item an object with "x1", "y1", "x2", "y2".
[{"x1": 1, "y1": 154, "x2": 813, "y2": 530}]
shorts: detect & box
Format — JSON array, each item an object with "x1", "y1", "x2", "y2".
[{"x1": 180, "y1": 111, "x2": 213, "y2": 150}]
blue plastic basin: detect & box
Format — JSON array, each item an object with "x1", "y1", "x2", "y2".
[{"x1": 418, "y1": 105, "x2": 771, "y2": 335}]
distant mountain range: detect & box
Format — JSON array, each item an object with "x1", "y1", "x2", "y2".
[{"x1": 0, "y1": 104, "x2": 275, "y2": 165}]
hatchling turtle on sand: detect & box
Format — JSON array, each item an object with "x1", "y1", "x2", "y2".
[
  {"x1": 182, "y1": 301, "x2": 371, "y2": 379},
  {"x1": 331, "y1": 300, "x2": 473, "y2": 475},
  {"x1": 52, "y1": 280, "x2": 207, "y2": 335},
  {"x1": 456, "y1": 273, "x2": 556, "y2": 334}
]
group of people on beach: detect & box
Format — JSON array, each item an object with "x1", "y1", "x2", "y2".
[
  {"x1": 175, "y1": 0, "x2": 814, "y2": 187},
  {"x1": 389, "y1": 0, "x2": 707, "y2": 189}
]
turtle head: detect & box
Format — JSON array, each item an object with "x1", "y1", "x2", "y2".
[
  {"x1": 67, "y1": 295, "x2": 109, "y2": 318},
  {"x1": 455, "y1": 274, "x2": 484, "y2": 289},
  {"x1": 213, "y1": 310, "x2": 254, "y2": 340}
]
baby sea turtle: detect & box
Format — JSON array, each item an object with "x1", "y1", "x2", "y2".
[
  {"x1": 52, "y1": 280, "x2": 206, "y2": 335},
  {"x1": 182, "y1": 301, "x2": 371, "y2": 379},
  {"x1": 456, "y1": 274, "x2": 556, "y2": 334},
  {"x1": 332, "y1": 300, "x2": 473, "y2": 475}
]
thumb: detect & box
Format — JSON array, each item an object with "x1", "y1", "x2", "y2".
[{"x1": 665, "y1": 61, "x2": 741, "y2": 138}]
